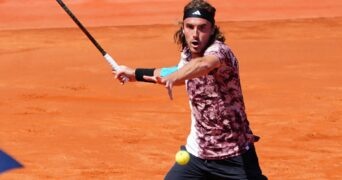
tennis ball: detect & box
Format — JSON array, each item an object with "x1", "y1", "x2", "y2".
[{"x1": 175, "y1": 150, "x2": 190, "y2": 165}]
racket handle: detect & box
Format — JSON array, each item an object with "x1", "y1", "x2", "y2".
[
  {"x1": 104, "y1": 53, "x2": 120, "y2": 70},
  {"x1": 104, "y1": 53, "x2": 128, "y2": 82}
]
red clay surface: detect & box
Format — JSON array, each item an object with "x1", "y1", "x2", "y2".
[{"x1": 0, "y1": 0, "x2": 341, "y2": 179}]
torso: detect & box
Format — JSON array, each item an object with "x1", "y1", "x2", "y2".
[{"x1": 179, "y1": 40, "x2": 257, "y2": 160}]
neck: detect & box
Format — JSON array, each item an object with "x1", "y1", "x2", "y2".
[{"x1": 191, "y1": 53, "x2": 202, "y2": 58}]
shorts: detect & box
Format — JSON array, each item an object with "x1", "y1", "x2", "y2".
[{"x1": 165, "y1": 144, "x2": 267, "y2": 180}]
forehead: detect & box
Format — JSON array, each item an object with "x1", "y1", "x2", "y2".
[{"x1": 183, "y1": 17, "x2": 211, "y2": 26}]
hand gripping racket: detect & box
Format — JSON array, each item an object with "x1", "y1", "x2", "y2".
[{"x1": 56, "y1": 0, "x2": 127, "y2": 81}]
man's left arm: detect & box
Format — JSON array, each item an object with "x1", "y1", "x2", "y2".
[
  {"x1": 165, "y1": 55, "x2": 221, "y2": 85},
  {"x1": 144, "y1": 55, "x2": 221, "y2": 100}
]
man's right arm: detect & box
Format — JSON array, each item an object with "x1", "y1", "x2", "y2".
[{"x1": 113, "y1": 66, "x2": 179, "y2": 84}]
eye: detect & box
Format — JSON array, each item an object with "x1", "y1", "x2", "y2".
[
  {"x1": 198, "y1": 24, "x2": 208, "y2": 32},
  {"x1": 185, "y1": 24, "x2": 194, "y2": 30}
]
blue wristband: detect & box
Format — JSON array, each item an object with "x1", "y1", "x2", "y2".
[{"x1": 160, "y1": 66, "x2": 178, "y2": 77}]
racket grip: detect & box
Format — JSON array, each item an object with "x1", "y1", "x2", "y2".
[
  {"x1": 104, "y1": 53, "x2": 120, "y2": 70},
  {"x1": 104, "y1": 53, "x2": 128, "y2": 82}
]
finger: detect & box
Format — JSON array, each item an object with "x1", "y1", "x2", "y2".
[
  {"x1": 143, "y1": 75, "x2": 157, "y2": 82},
  {"x1": 166, "y1": 81, "x2": 173, "y2": 100},
  {"x1": 115, "y1": 71, "x2": 126, "y2": 80},
  {"x1": 114, "y1": 71, "x2": 120, "y2": 79},
  {"x1": 119, "y1": 75, "x2": 126, "y2": 85},
  {"x1": 156, "y1": 76, "x2": 164, "y2": 84}
]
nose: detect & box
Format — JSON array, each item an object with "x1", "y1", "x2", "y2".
[{"x1": 192, "y1": 27, "x2": 199, "y2": 38}]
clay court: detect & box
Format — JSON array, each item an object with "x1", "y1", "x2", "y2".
[{"x1": 0, "y1": 0, "x2": 341, "y2": 179}]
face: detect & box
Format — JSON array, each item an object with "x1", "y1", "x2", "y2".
[{"x1": 183, "y1": 17, "x2": 214, "y2": 57}]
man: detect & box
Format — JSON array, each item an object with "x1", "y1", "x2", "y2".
[{"x1": 114, "y1": 0, "x2": 267, "y2": 179}]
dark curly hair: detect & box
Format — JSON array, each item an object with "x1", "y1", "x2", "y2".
[{"x1": 174, "y1": 0, "x2": 225, "y2": 50}]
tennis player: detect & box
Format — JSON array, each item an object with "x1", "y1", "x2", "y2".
[{"x1": 114, "y1": 0, "x2": 267, "y2": 179}]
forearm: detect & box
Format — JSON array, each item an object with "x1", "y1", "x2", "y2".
[
  {"x1": 167, "y1": 56, "x2": 220, "y2": 85},
  {"x1": 134, "y1": 67, "x2": 177, "y2": 82},
  {"x1": 134, "y1": 67, "x2": 169, "y2": 82}
]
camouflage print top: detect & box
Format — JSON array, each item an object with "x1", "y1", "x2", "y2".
[{"x1": 179, "y1": 40, "x2": 259, "y2": 160}]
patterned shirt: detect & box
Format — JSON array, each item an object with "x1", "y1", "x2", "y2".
[{"x1": 178, "y1": 40, "x2": 258, "y2": 160}]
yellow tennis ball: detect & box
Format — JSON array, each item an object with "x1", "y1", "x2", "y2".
[{"x1": 175, "y1": 150, "x2": 190, "y2": 165}]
